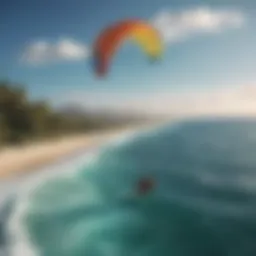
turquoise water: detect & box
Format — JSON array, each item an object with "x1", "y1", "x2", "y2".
[{"x1": 5, "y1": 119, "x2": 256, "y2": 255}]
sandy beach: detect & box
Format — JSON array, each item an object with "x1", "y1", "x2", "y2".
[
  {"x1": 0, "y1": 123, "x2": 161, "y2": 179},
  {"x1": 0, "y1": 127, "x2": 133, "y2": 179}
]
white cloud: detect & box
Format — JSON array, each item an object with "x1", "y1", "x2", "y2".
[
  {"x1": 21, "y1": 7, "x2": 246, "y2": 66},
  {"x1": 22, "y1": 38, "x2": 90, "y2": 65},
  {"x1": 152, "y1": 7, "x2": 245, "y2": 43}
]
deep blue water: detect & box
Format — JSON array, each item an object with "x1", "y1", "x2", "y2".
[{"x1": 3, "y1": 118, "x2": 256, "y2": 256}]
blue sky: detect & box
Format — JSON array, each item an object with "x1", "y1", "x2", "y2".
[{"x1": 1, "y1": 0, "x2": 256, "y2": 115}]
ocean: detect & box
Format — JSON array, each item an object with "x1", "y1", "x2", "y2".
[{"x1": 1, "y1": 118, "x2": 256, "y2": 256}]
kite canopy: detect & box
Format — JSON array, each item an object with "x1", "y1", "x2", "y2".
[{"x1": 92, "y1": 19, "x2": 163, "y2": 77}]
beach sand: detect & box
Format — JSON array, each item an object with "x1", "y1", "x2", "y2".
[{"x1": 0, "y1": 123, "x2": 161, "y2": 179}]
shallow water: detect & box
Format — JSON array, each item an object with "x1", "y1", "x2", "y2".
[{"x1": 3, "y1": 119, "x2": 256, "y2": 255}]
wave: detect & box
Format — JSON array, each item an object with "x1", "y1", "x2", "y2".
[
  {"x1": 2, "y1": 128, "x2": 150, "y2": 256},
  {"x1": 2, "y1": 119, "x2": 256, "y2": 256}
]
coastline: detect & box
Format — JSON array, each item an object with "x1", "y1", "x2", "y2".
[{"x1": 0, "y1": 122, "x2": 166, "y2": 180}]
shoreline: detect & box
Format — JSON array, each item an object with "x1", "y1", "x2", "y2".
[{"x1": 0, "y1": 122, "x2": 166, "y2": 180}]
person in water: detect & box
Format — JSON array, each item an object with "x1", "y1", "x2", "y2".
[{"x1": 137, "y1": 177, "x2": 155, "y2": 195}]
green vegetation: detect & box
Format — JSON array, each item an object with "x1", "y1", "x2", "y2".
[{"x1": 0, "y1": 81, "x2": 148, "y2": 146}]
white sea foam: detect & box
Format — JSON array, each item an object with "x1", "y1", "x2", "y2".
[
  {"x1": 4, "y1": 147, "x2": 104, "y2": 255},
  {"x1": 3, "y1": 128, "x2": 146, "y2": 256}
]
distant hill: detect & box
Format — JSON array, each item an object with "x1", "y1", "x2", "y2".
[
  {"x1": 56, "y1": 104, "x2": 155, "y2": 124},
  {"x1": 56, "y1": 104, "x2": 92, "y2": 117}
]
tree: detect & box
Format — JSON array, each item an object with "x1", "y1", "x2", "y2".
[
  {"x1": 0, "y1": 79, "x2": 146, "y2": 146},
  {"x1": 0, "y1": 82, "x2": 31, "y2": 143}
]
